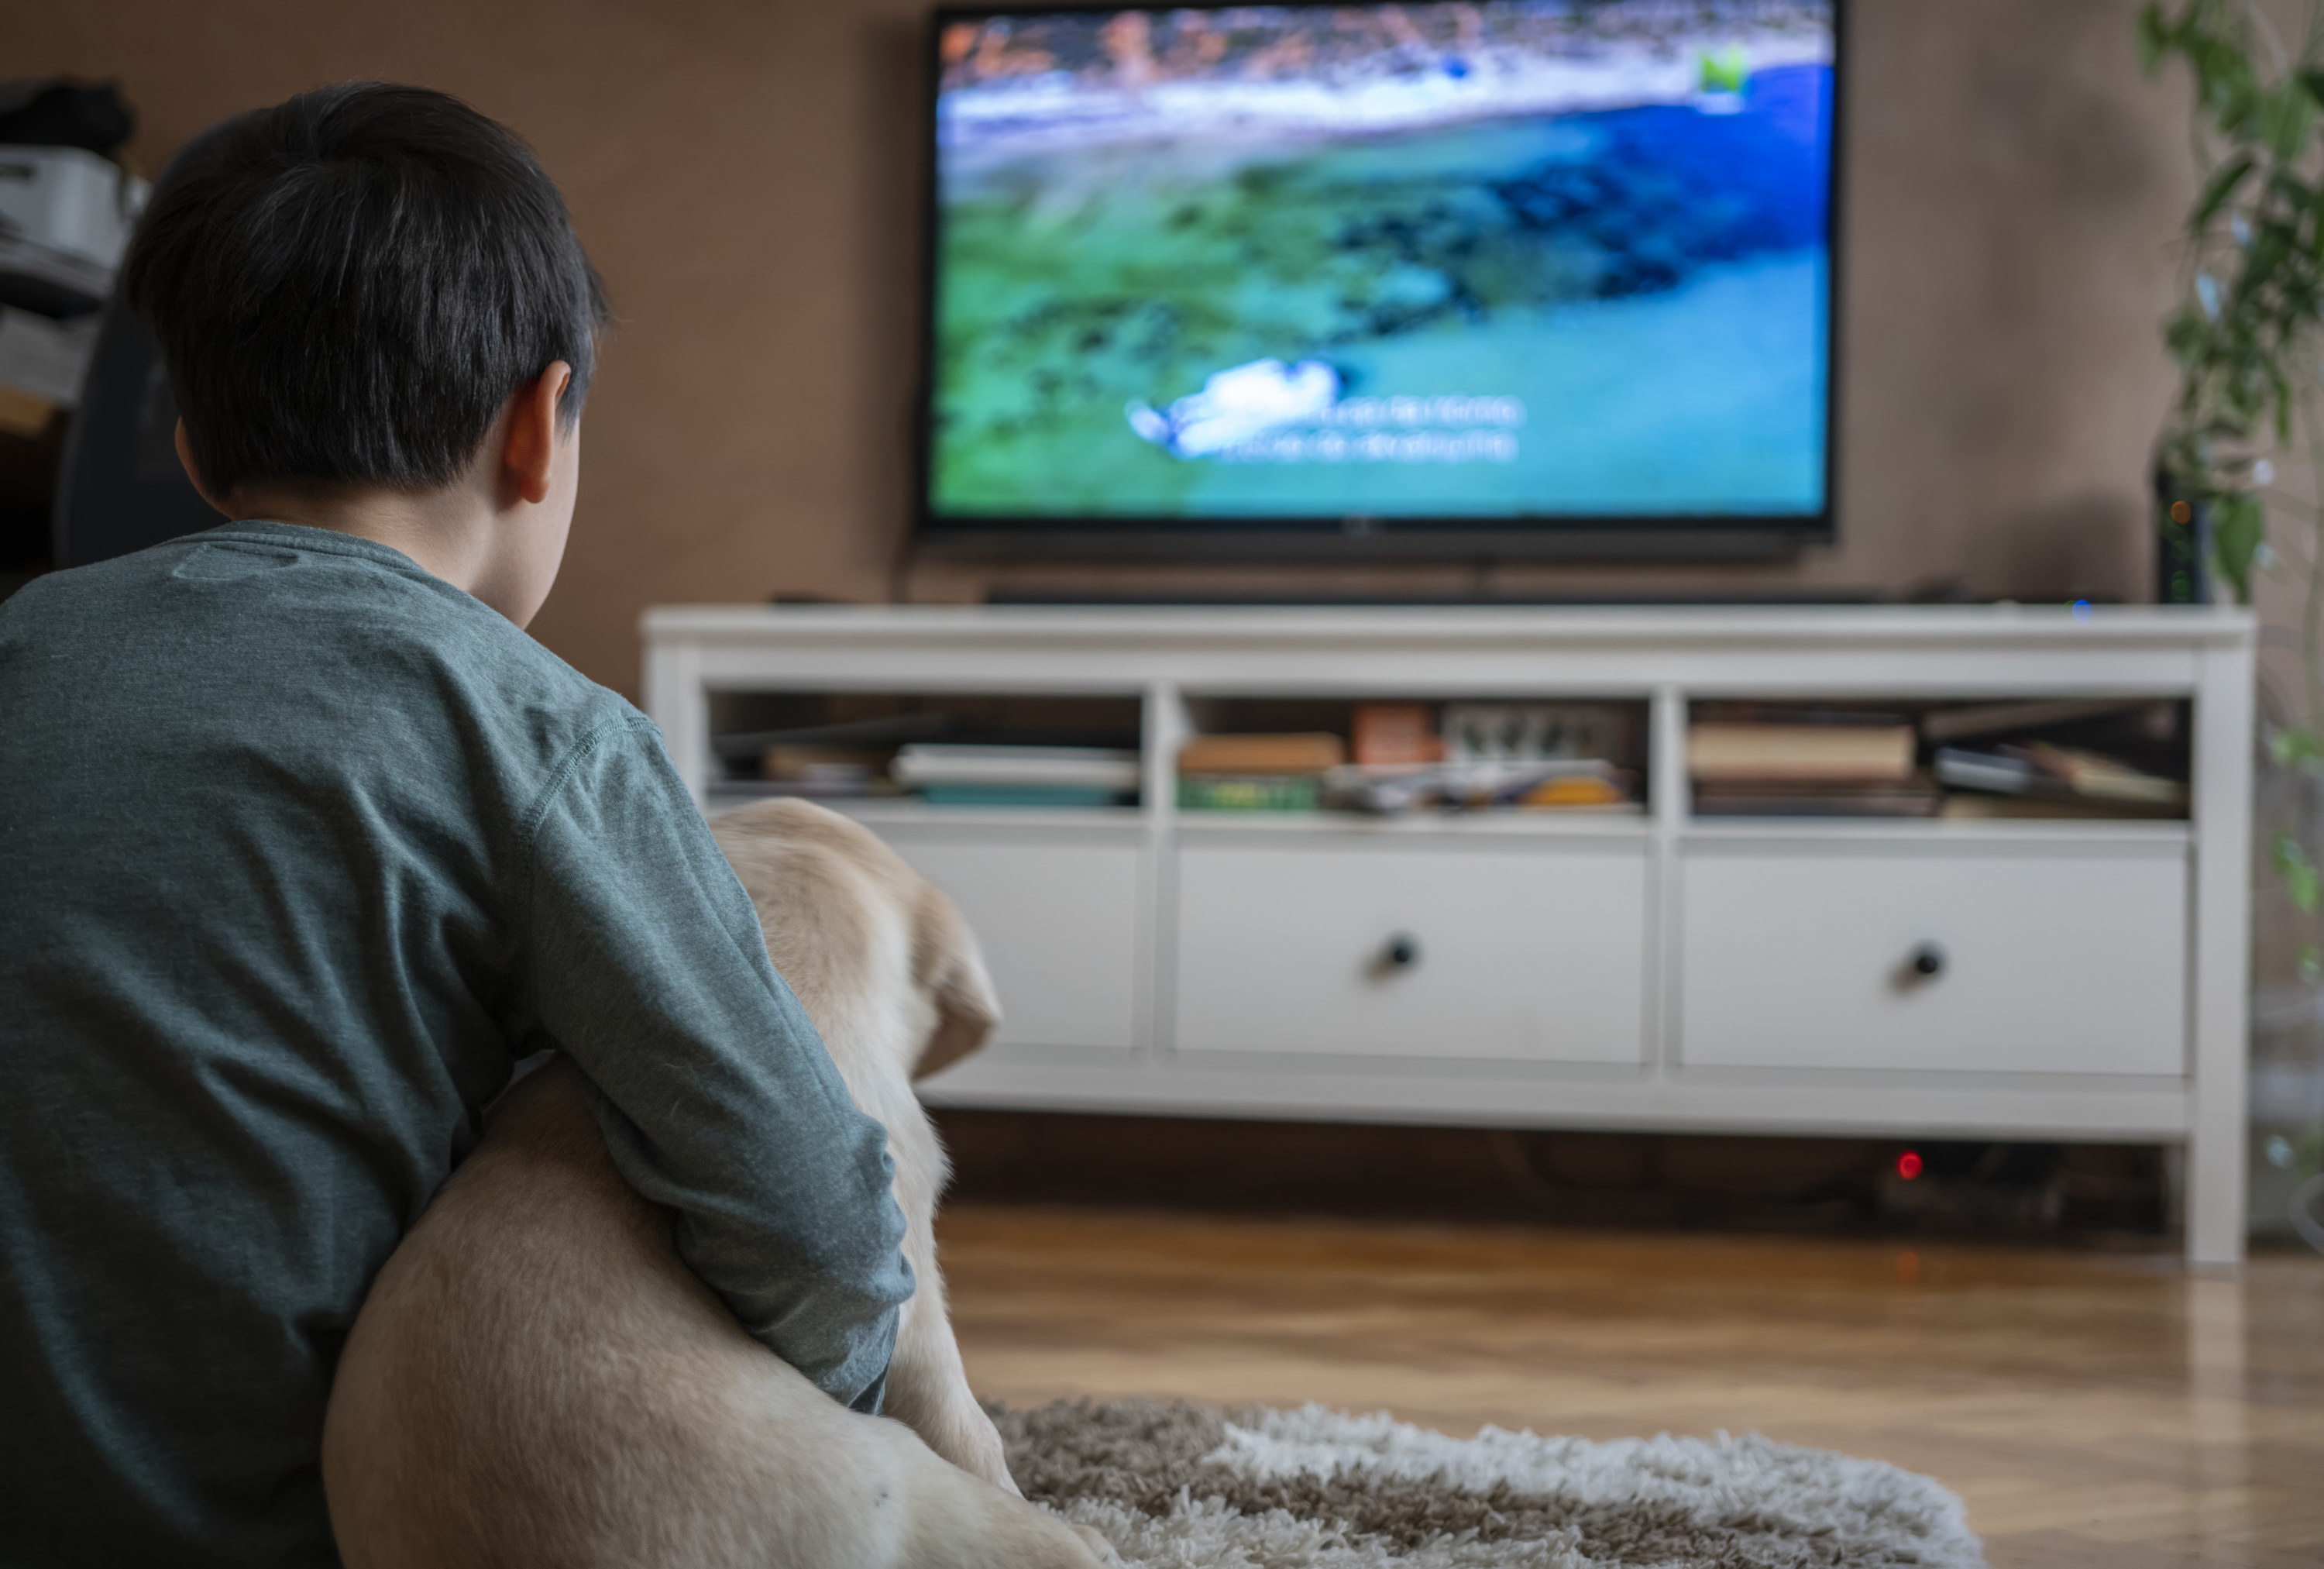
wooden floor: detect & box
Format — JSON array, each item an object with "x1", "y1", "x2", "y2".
[{"x1": 938, "y1": 1203, "x2": 2324, "y2": 1567}]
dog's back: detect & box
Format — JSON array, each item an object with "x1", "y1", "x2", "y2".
[
  {"x1": 323, "y1": 800, "x2": 1105, "y2": 1569},
  {"x1": 325, "y1": 1058, "x2": 845, "y2": 1566}
]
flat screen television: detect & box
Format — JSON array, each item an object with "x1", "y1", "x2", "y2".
[{"x1": 918, "y1": 0, "x2": 1841, "y2": 558}]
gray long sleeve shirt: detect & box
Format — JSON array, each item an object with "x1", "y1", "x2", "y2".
[{"x1": 0, "y1": 521, "x2": 913, "y2": 1567}]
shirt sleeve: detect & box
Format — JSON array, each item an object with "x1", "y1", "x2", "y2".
[{"x1": 510, "y1": 716, "x2": 913, "y2": 1412}]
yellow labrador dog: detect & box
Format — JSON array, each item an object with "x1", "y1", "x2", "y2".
[{"x1": 321, "y1": 799, "x2": 1109, "y2": 1568}]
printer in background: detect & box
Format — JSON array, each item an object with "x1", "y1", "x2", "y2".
[
  {"x1": 0, "y1": 84, "x2": 143, "y2": 436},
  {"x1": 0, "y1": 80, "x2": 146, "y2": 587}
]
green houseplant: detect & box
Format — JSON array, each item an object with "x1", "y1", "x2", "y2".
[{"x1": 2143, "y1": 0, "x2": 2324, "y2": 1245}]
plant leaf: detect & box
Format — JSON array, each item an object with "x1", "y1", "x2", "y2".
[
  {"x1": 2192, "y1": 151, "x2": 2256, "y2": 233},
  {"x1": 2139, "y1": 3, "x2": 2171, "y2": 71},
  {"x1": 2212, "y1": 489, "x2": 2265, "y2": 600},
  {"x1": 2260, "y1": 81, "x2": 2317, "y2": 160},
  {"x1": 2271, "y1": 724, "x2": 2324, "y2": 769},
  {"x1": 2275, "y1": 833, "x2": 2320, "y2": 914}
]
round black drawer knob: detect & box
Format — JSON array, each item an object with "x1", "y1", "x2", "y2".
[
  {"x1": 1909, "y1": 943, "x2": 1946, "y2": 979},
  {"x1": 1382, "y1": 934, "x2": 1422, "y2": 970}
]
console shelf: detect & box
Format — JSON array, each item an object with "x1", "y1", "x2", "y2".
[{"x1": 645, "y1": 604, "x2": 2257, "y2": 1264}]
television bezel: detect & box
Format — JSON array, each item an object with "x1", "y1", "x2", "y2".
[{"x1": 911, "y1": 0, "x2": 1847, "y2": 561}]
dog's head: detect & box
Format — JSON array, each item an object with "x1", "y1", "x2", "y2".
[{"x1": 710, "y1": 798, "x2": 1002, "y2": 1082}]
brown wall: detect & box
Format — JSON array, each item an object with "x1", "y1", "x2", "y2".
[{"x1": 22, "y1": 0, "x2": 2195, "y2": 695}]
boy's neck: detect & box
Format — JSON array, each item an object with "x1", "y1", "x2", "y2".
[
  {"x1": 229, "y1": 483, "x2": 500, "y2": 596},
  {"x1": 221, "y1": 470, "x2": 575, "y2": 635}
]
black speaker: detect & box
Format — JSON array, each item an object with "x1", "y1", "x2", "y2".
[{"x1": 49, "y1": 287, "x2": 221, "y2": 569}]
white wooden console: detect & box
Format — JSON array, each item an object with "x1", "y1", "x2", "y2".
[{"x1": 641, "y1": 605, "x2": 2257, "y2": 1264}]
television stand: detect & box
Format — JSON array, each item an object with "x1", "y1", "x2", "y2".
[{"x1": 642, "y1": 603, "x2": 2257, "y2": 1265}]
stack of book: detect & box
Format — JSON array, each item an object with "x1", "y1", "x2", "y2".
[
  {"x1": 713, "y1": 712, "x2": 951, "y2": 799},
  {"x1": 890, "y1": 743, "x2": 1141, "y2": 808},
  {"x1": 1177, "y1": 733, "x2": 1346, "y2": 811},
  {"x1": 756, "y1": 744, "x2": 896, "y2": 798},
  {"x1": 1934, "y1": 741, "x2": 2185, "y2": 817},
  {"x1": 1688, "y1": 710, "x2": 1937, "y2": 816},
  {"x1": 1922, "y1": 698, "x2": 2188, "y2": 819}
]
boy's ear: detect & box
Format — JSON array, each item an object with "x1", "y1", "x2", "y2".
[
  {"x1": 499, "y1": 363, "x2": 572, "y2": 508},
  {"x1": 173, "y1": 421, "x2": 229, "y2": 517}
]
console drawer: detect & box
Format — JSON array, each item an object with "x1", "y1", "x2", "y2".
[
  {"x1": 1172, "y1": 840, "x2": 1647, "y2": 1063},
  {"x1": 878, "y1": 831, "x2": 1141, "y2": 1053},
  {"x1": 1678, "y1": 843, "x2": 2188, "y2": 1075}
]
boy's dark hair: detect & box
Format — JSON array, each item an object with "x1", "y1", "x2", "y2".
[{"x1": 125, "y1": 81, "x2": 610, "y2": 500}]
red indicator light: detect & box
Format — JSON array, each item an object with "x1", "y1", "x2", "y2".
[{"x1": 1897, "y1": 1150, "x2": 1923, "y2": 1180}]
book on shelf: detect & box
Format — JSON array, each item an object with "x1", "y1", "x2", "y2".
[
  {"x1": 890, "y1": 743, "x2": 1141, "y2": 790},
  {"x1": 1351, "y1": 704, "x2": 1443, "y2": 766},
  {"x1": 1929, "y1": 747, "x2": 2033, "y2": 796},
  {"x1": 1692, "y1": 775, "x2": 1941, "y2": 817},
  {"x1": 1518, "y1": 771, "x2": 1631, "y2": 809},
  {"x1": 715, "y1": 778, "x2": 886, "y2": 801},
  {"x1": 913, "y1": 783, "x2": 1131, "y2": 808},
  {"x1": 2017, "y1": 741, "x2": 2185, "y2": 805},
  {"x1": 1687, "y1": 721, "x2": 1916, "y2": 783},
  {"x1": 1177, "y1": 774, "x2": 1320, "y2": 812},
  {"x1": 1935, "y1": 793, "x2": 2183, "y2": 821},
  {"x1": 1176, "y1": 732, "x2": 1346, "y2": 776},
  {"x1": 1919, "y1": 697, "x2": 2155, "y2": 744},
  {"x1": 712, "y1": 711, "x2": 952, "y2": 764}
]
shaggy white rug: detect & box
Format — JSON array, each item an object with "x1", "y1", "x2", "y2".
[{"x1": 992, "y1": 1398, "x2": 1986, "y2": 1568}]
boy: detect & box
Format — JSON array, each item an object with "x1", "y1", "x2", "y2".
[{"x1": 0, "y1": 83, "x2": 913, "y2": 1566}]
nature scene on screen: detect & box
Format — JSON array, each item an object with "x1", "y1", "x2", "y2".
[{"x1": 927, "y1": 0, "x2": 1834, "y2": 523}]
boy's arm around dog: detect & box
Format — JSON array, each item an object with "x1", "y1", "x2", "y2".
[{"x1": 506, "y1": 713, "x2": 915, "y2": 1412}]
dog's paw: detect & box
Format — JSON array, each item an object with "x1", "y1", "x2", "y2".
[{"x1": 1070, "y1": 1523, "x2": 1123, "y2": 1564}]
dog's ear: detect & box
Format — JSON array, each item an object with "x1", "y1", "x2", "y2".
[{"x1": 911, "y1": 885, "x2": 1001, "y2": 1081}]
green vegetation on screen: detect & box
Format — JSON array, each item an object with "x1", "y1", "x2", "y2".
[{"x1": 932, "y1": 122, "x2": 1671, "y2": 517}]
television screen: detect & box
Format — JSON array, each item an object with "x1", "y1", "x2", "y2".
[{"x1": 921, "y1": 1, "x2": 1839, "y2": 550}]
